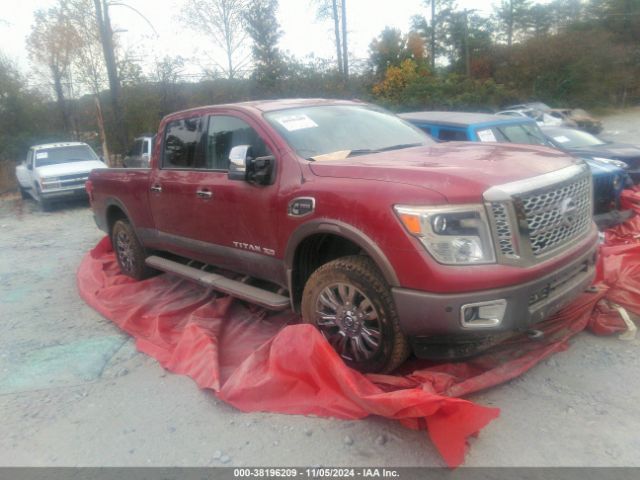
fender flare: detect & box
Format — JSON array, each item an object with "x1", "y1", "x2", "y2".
[
  {"x1": 104, "y1": 197, "x2": 136, "y2": 233},
  {"x1": 284, "y1": 219, "x2": 400, "y2": 287}
]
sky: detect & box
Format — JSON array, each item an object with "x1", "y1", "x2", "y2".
[{"x1": 0, "y1": 0, "x2": 496, "y2": 80}]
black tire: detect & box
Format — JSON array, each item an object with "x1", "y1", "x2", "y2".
[
  {"x1": 111, "y1": 219, "x2": 152, "y2": 280},
  {"x1": 19, "y1": 186, "x2": 29, "y2": 199},
  {"x1": 301, "y1": 255, "x2": 410, "y2": 374}
]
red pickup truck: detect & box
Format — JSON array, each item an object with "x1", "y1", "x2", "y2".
[{"x1": 87, "y1": 99, "x2": 598, "y2": 373}]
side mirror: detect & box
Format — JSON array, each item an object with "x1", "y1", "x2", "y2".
[
  {"x1": 228, "y1": 145, "x2": 250, "y2": 181},
  {"x1": 228, "y1": 145, "x2": 276, "y2": 185},
  {"x1": 248, "y1": 154, "x2": 276, "y2": 185}
]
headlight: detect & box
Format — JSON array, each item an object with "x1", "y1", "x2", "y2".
[
  {"x1": 40, "y1": 177, "x2": 61, "y2": 189},
  {"x1": 394, "y1": 204, "x2": 496, "y2": 265},
  {"x1": 591, "y1": 157, "x2": 628, "y2": 170}
]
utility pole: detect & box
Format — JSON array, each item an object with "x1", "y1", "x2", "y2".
[
  {"x1": 507, "y1": 0, "x2": 513, "y2": 48},
  {"x1": 430, "y1": 0, "x2": 436, "y2": 70},
  {"x1": 341, "y1": 0, "x2": 348, "y2": 80},
  {"x1": 94, "y1": 0, "x2": 127, "y2": 154},
  {"x1": 464, "y1": 10, "x2": 470, "y2": 77}
]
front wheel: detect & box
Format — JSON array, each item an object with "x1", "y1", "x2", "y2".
[
  {"x1": 301, "y1": 255, "x2": 410, "y2": 374},
  {"x1": 35, "y1": 186, "x2": 50, "y2": 211},
  {"x1": 111, "y1": 219, "x2": 153, "y2": 280},
  {"x1": 19, "y1": 186, "x2": 30, "y2": 199}
]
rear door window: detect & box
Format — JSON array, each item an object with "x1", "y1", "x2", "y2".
[{"x1": 162, "y1": 117, "x2": 206, "y2": 169}]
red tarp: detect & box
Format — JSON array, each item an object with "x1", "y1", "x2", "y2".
[{"x1": 77, "y1": 213, "x2": 640, "y2": 467}]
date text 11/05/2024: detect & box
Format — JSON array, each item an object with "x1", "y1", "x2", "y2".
[{"x1": 233, "y1": 468, "x2": 399, "y2": 478}]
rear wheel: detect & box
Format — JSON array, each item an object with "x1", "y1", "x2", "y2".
[
  {"x1": 111, "y1": 219, "x2": 152, "y2": 280},
  {"x1": 301, "y1": 255, "x2": 410, "y2": 374}
]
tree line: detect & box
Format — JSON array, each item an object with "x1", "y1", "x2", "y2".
[{"x1": 1, "y1": 0, "x2": 639, "y2": 172}]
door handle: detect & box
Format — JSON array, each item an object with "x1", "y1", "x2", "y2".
[
  {"x1": 150, "y1": 184, "x2": 162, "y2": 193},
  {"x1": 196, "y1": 189, "x2": 213, "y2": 199}
]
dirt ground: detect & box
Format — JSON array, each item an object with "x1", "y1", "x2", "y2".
[{"x1": 1, "y1": 110, "x2": 640, "y2": 468}]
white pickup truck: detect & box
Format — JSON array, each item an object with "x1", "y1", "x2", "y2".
[{"x1": 15, "y1": 142, "x2": 105, "y2": 210}]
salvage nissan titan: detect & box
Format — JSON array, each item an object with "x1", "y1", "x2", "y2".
[{"x1": 87, "y1": 99, "x2": 598, "y2": 373}]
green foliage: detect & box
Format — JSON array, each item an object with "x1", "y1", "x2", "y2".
[
  {"x1": 369, "y1": 28, "x2": 427, "y2": 78},
  {"x1": 372, "y1": 59, "x2": 516, "y2": 111},
  {"x1": 493, "y1": 29, "x2": 639, "y2": 107},
  {"x1": 0, "y1": 55, "x2": 63, "y2": 162},
  {"x1": 244, "y1": 0, "x2": 285, "y2": 94}
]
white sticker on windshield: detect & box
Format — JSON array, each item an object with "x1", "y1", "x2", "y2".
[
  {"x1": 276, "y1": 114, "x2": 318, "y2": 132},
  {"x1": 553, "y1": 135, "x2": 571, "y2": 144},
  {"x1": 477, "y1": 129, "x2": 497, "y2": 142},
  {"x1": 35, "y1": 152, "x2": 48, "y2": 159}
]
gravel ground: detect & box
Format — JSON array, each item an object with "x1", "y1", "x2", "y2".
[{"x1": 1, "y1": 110, "x2": 640, "y2": 468}]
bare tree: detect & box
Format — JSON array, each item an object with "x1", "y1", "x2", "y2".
[
  {"x1": 27, "y1": 5, "x2": 77, "y2": 133},
  {"x1": 62, "y1": 0, "x2": 111, "y2": 162},
  {"x1": 153, "y1": 55, "x2": 185, "y2": 118},
  {"x1": 180, "y1": 0, "x2": 249, "y2": 79},
  {"x1": 93, "y1": 0, "x2": 127, "y2": 153},
  {"x1": 314, "y1": 0, "x2": 348, "y2": 78},
  {"x1": 329, "y1": 0, "x2": 343, "y2": 75}
]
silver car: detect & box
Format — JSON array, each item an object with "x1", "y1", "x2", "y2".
[{"x1": 123, "y1": 135, "x2": 154, "y2": 168}]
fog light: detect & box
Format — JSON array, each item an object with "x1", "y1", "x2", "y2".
[
  {"x1": 463, "y1": 306, "x2": 478, "y2": 323},
  {"x1": 460, "y1": 300, "x2": 507, "y2": 328}
]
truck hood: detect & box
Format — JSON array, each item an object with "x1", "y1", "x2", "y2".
[
  {"x1": 569, "y1": 143, "x2": 640, "y2": 166},
  {"x1": 308, "y1": 143, "x2": 578, "y2": 202},
  {"x1": 36, "y1": 160, "x2": 106, "y2": 179}
]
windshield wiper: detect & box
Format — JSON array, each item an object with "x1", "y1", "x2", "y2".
[
  {"x1": 378, "y1": 142, "x2": 424, "y2": 152},
  {"x1": 346, "y1": 148, "x2": 380, "y2": 157},
  {"x1": 346, "y1": 143, "x2": 423, "y2": 157}
]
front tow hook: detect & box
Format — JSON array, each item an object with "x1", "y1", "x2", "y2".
[{"x1": 526, "y1": 329, "x2": 544, "y2": 340}]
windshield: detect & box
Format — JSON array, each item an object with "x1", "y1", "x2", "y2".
[
  {"x1": 264, "y1": 105, "x2": 432, "y2": 160},
  {"x1": 544, "y1": 128, "x2": 606, "y2": 148},
  {"x1": 477, "y1": 122, "x2": 548, "y2": 146},
  {"x1": 34, "y1": 145, "x2": 98, "y2": 167}
]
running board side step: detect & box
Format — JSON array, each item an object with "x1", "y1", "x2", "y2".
[{"x1": 145, "y1": 255, "x2": 290, "y2": 311}]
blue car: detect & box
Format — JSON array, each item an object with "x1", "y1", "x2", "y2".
[{"x1": 399, "y1": 111, "x2": 631, "y2": 228}]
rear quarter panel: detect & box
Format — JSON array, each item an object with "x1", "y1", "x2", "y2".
[{"x1": 89, "y1": 168, "x2": 153, "y2": 233}]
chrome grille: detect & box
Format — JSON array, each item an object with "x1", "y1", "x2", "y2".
[
  {"x1": 59, "y1": 173, "x2": 89, "y2": 181},
  {"x1": 490, "y1": 202, "x2": 516, "y2": 256},
  {"x1": 485, "y1": 165, "x2": 594, "y2": 266},
  {"x1": 58, "y1": 173, "x2": 89, "y2": 188},
  {"x1": 519, "y1": 175, "x2": 592, "y2": 256}
]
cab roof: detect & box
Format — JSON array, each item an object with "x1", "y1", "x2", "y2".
[
  {"x1": 169, "y1": 98, "x2": 368, "y2": 117},
  {"x1": 31, "y1": 142, "x2": 89, "y2": 150},
  {"x1": 399, "y1": 111, "x2": 536, "y2": 128}
]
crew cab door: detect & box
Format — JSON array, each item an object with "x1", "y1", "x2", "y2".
[{"x1": 148, "y1": 112, "x2": 282, "y2": 280}]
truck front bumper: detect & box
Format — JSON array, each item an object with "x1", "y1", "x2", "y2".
[
  {"x1": 392, "y1": 240, "x2": 598, "y2": 353},
  {"x1": 40, "y1": 186, "x2": 88, "y2": 201}
]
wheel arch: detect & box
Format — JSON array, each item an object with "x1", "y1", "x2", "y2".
[
  {"x1": 105, "y1": 198, "x2": 135, "y2": 236},
  {"x1": 285, "y1": 220, "x2": 400, "y2": 311}
]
